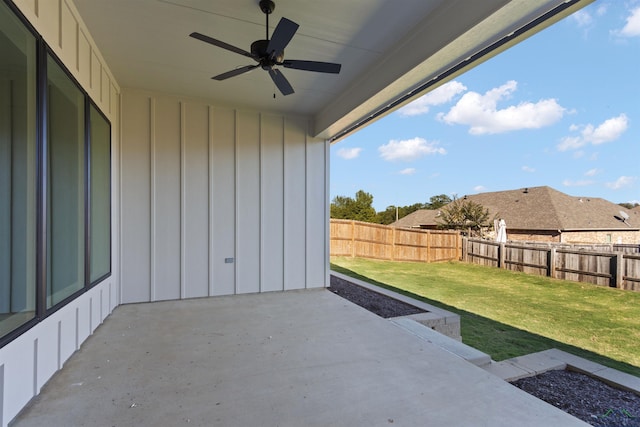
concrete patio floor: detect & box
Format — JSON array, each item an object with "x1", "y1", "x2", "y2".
[{"x1": 12, "y1": 289, "x2": 588, "y2": 426}]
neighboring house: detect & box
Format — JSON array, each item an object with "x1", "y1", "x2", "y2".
[
  {"x1": 0, "y1": 1, "x2": 597, "y2": 425},
  {"x1": 393, "y1": 209, "x2": 444, "y2": 230},
  {"x1": 393, "y1": 186, "x2": 640, "y2": 244}
]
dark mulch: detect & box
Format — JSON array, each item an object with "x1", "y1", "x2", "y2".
[
  {"x1": 328, "y1": 275, "x2": 425, "y2": 318},
  {"x1": 329, "y1": 274, "x2": 640, "y2": 427},
  {"x1": 512, "y1": 370, "x2": 640, "y2": 427}
]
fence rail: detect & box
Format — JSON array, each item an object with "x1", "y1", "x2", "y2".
[
  {"x1": 463, "y1": 238, "x2": 640, "y2": 290},
  {"x1": 330, "y1": 219, "x2": 462, "y2": 263}
]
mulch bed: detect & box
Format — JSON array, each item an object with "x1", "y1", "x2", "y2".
[
  {"x1": 512, "y1": 369, "x2": 640, "y2": 427},
  {"x1": 328, "y1": 275, "x2": 425, "y2": 318},
  {"x1": 329, "y1": 274, "x2": 640, "y2": 427}
]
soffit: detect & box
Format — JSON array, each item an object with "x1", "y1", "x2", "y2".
[{"x1": 72, "y1": 0, "x2": 594, "y2": 139}]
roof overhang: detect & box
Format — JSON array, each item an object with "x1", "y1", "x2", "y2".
[{"x1": 72, "y1": 0, "x2": 595, "y2": 140}]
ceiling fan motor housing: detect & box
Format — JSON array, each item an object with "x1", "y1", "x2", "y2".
[
  {"x1": 251, "y1": 40, "x2": 284, "y2": 68},
  {"x1": 259, "y1": 0, "x2": 275, "y2": 15}
]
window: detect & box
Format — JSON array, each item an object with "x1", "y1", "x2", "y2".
[
  {"x1": 0, "y1": 2, "x2": 111, "y2": 344},
  {"x1": 89, "y1": 104, "x2": 111, "y2": 283},
  {"x1": 46, "y1": 55, "x2": 86, "y2": 307},
  {"x1": 0, "y1": 0, "x2": 37, "y2": 338}
]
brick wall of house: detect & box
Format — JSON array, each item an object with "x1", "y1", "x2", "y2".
[
  {"x1": 507, "y1": 230, "x2": 560, "y2": 243},
  {"x1": 561, "y1": 230, "x2": 640, "y2": 245}
]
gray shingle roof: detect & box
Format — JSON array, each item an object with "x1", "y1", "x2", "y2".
[
  {"x1": 393, "y1": 209, "x2": 442, "y2": 228},
  {"x1": 393, "y1": 186, "x2": 638, "y2": 231}
]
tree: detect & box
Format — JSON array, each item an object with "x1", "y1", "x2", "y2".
[
  {"x1": 376, "y1": 202, "x2": 428, "y2": 224},
  {"x1": 436, "y1": 197, "x2": 492, "y2": 237},
  {"x1": 426, "y1": 194, "x2": 452, "y2": 210},
  {"x1": 330, "y1": 190, "x2": 377, "y2": 222},
  {"x1": 376, "y1": 205, "x2": 400, "y2": 225},
  {"x1": 619, "y1": 202, "x2": 639, "y2": 210},
  {"x1": 373, "y1": 195, "x2": 453, "y2": 225}
]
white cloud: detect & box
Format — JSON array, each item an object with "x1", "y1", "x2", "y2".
[
  {"x1": 562, "y1": 179, "x2": 594, "y2": 187},
  {"x1": 473, "y1": 185, "x2": 487, "y2": 192},
  {"x1": 557, "y1": 136, "x2": 583, "y2": 151},
  {"x1": 595, "y1": 5, "x2": 607, "y2": 17},
  {"x1": 619, "y1": 6, "x2": 640, "y2": 37},
  {"x1": 378, "y1": 137, "x2": 446, "y2": 162},
  {"x1": 605, "y1": 176, "x2": 636, "y2": 190},
  {"x1": 397, "y1": 81, "x2": 467, "y2": 117},
  {"x1": 584, "y1": 168, "x2": 601, "y2": 177},
  {"x1": 522, "y1": 165, "x2": 535, "y2": 173},
  {"x1": 587, "y1": 114, "x2": 629, "y2": 144},
  {"x1": 336, "y1": 147, "x2": 362, "y2": 159},
  {"x1": 557, "y1": 114, "x2": 628, "y2": 151},
  {"x1": 399, "y1": 168, "x2": 416, "y2": 175},
  {"x1": 438, "y1": 80, "x2": 565, "y2": 134},
  {"x1": 571, "y1": 9, "x2": 593, "y2": 27}
]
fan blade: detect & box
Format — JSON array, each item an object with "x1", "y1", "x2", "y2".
[
  {"x1": 190, "y1": 32, "x2": 257, "y2": 60},
  {"x1": 212, "y1": 65, "x2": 259, "y2": 81},
  {"x1": 282, "y1": 60, "x2": 341, "y2": 74},
  {"x1": 267, "y1": 18, "x2": 299, "y2": 58},
  {"x1": 268, "y1": 69, "x2": 294, "y2": 96}
]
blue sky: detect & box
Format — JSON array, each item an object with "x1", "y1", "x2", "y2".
[{"x1": 330, "y1": 0, "x2": 640, "y2": 211}]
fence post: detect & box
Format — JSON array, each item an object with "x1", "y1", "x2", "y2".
[
  {"x1": 611, "y1": 252, "x2": 624, "y2": 289},
  {"x1": 548, "y1": 247, "x2": 556, "y2": 278},
  {"x1": 498, "y1": 243, "x2": 505, "y2": 269},
  {"x1": 462, "y1": 237, "x2": 467, "y2": 262},
  {"x1": 350, "y1": 220, "x2": 355, "y2": 258},
  {"x1": 426, "y1": 231, "x2": 431, "y2": 263},
  {"x1": 391, "y1": 227, "x2": 396, "y2": 261}
]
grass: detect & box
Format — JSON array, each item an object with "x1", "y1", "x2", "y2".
[{"x1": 331, "y1": 256, "x2": 640, "y2": 377}]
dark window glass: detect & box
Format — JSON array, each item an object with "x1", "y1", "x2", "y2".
[
  {"x1": 0, "y1": 1, "x2": 37, "y2": 337},
  {"x1": 89, "y1": 105, "x2": 111, "y2": 283},
  {"x1": 46, "y1": 55, "x2": 85, "y2": 307}
]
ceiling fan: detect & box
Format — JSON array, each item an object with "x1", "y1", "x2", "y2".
[{"x1": 189, "y1": 0, "x2": 341, "y2": 96}]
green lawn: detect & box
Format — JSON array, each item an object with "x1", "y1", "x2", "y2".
[{"x1": 331, "y1": 256, "x2": 640, "y2": 377}]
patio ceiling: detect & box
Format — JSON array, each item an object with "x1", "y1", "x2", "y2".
[{"x1": 73, "y1": 0, "x2": 593, "y2": 140}]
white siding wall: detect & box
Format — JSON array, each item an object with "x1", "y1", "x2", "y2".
[
  {"x1": 1, "y1": 1, "x2": 120, "y2": 426},
  {"x1": 2, "y1": 1, "x2": 329, "y2": 425},
  {"x1": 120, "y1": 89, "x2": 329, "y2": 303}
]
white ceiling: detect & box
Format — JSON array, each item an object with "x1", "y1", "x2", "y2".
[{"x1": 73, "y1": 0, "x2": 594, "y2": 140}]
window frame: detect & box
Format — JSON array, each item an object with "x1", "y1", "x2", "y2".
[
  {"x1": 0, "y1": 0, "x2": 112, "y2": 347},
  {"x1": 87, "y1": 101, "x2": 112, "y2": 287},
  {"x1": 44, "y1": 48, "x2": 88, "y2": 311}
]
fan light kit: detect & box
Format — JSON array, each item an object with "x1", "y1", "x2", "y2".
[{"x1": 190, "y1": 0, "x2": 341, "y2": 96}]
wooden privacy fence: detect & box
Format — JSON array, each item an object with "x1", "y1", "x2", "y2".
[
  {"x1": 330, "y1": 219, "x2": 462, "y2": 263},
  {"x1": 463, "y1": 238, "x2": 640, "y2": 291}
]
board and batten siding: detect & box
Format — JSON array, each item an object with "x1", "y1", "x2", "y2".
[{"x1": 120, "y1": 89, "x2": 329, "y2": 303}]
